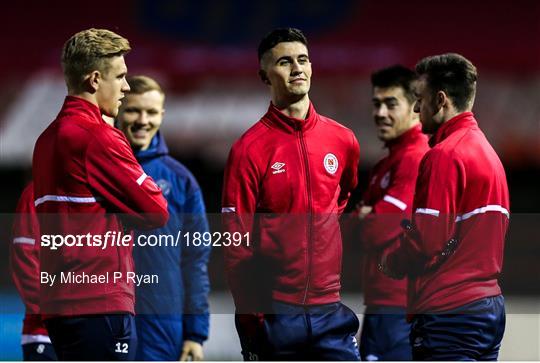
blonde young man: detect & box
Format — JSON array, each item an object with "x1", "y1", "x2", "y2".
[
  {"x1": 32, "y1": 29, "x2": 168, "y2": 360},
  {"x1": 116, "y1": 76, "x2": 210, "y2": 361}
]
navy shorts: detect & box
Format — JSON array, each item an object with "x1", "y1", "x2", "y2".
[
  {"x1": 236, "y1": 301, "x2": 360, "y2": 361},
  {"x1": 411, "y1": 295, "x2": 506, "y2": 361},
  {"x1": 45, "y1": 314, "x2": 137, "y2": 360},
  {"x1": 359, "y1": 306, "x2": 412, "y2": 361},
  {"x1": 22, "y1": 342, "x2": 57, "y2": 361}
]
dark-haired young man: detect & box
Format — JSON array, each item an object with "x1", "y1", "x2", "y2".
[
  {"x1": 356, "y1": 65, "x2": 428, "y2": 361},
  {"x1": 222, "y1": 27, "x2": 361, "y2": 360},
  {"x1": 381, "y1": 53, "x2": 509, "y2": 361}
]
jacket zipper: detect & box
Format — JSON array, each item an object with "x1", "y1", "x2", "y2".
[{"x1": 297, "y1": 126, "x2": 313, "y2": 304}]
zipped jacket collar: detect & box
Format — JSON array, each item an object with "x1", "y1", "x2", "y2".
[{"x1": 263, "y1": 101, "x2": 318, "y2": 133}]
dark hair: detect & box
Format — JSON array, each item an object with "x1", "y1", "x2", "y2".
[
  {"x1": 371, "y1": 65, "x2": 417, "y2": 103},
  {"x1": 258, "y1": 28, "x2": 308, "y2": 61},
  {"x1": 415, "y1": 53, "x2": 477, "y2": 111}
]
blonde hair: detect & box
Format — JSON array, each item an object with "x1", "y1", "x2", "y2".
[
  {"x1": 126, "y1": 75, "x2": 164, "y2": 95},
  {"x1": 62, "y1": 28, "x2": 131, "y2": 91}
]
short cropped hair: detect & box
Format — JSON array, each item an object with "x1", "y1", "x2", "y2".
[
  {"x1": 62, "y1": 28, "x2": 131, "y2": 91},
  {"x1": 126, "y1": 75, "x2": 164, "y2": 99},
  {"x1": 371, "y1": 65, "x2": 417, "y2": 103},
  {"x1": 415, "y1": 53, "x2": 477, "y2": 111},
  {"x1": 258, "y1": 28, "x2": 308, "y2": 62}
]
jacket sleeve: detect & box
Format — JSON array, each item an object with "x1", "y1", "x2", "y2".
[
  {"x1": 85, "y1": 130, "x2": 169, "y2": 230},
  {"x1": 10, "y1": 183, "x2": 40, "y2": 314},
  {"x1": 338, "y1": 132, "x2": 360, "y2": 214},
  {"x1": 182, "y1": 180, "x2": 211, "y2": 343},
  {"x1": 386, "y1": 149, "x2": 463, "y2": 276},
  {"x1": 361, "y1": 155, "x2": 420, "y2": 251},
  {"x1": 221, "y1": 141, "x2": 260, "y2": 312}
]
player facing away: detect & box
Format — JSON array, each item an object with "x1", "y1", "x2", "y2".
[
  {"x1": 10, "y1": 182, "x2": 57, "y2": 361},
  {"x1": 355, "y1": 66, "x2": 429, "y2": 361},
  {"x1": 222, "y1": 28, "x2": 361, "y2": 360},
  {"x1": 116, "y1": 75, "x2": 211, "y2": 361},
  {"x1": 380, "y1": 53, "x2": 510, "y2": 360},
  {"x1": 32, "y1": 29, "x2": 169, "y2": 360}
]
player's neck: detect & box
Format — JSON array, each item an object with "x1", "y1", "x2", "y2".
[
  {"x1": 68, "y1": 91, "x2": 99, "y2": 109},
  {"x1": 273, "y1": 95, "x2": 310, "y2": 119},
  {"x1": 440, "y1": 101, "x2": 472, "y2": 124}
]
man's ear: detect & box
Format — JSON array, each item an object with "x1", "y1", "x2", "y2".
[
  {"x1": 437, "y1": 90, "x2": 448, "y2": 108},
  {"x1": 87, "y1": 70, "x2": 100, "y2": 93},
  {"x1": 259, "y1": 70, "x2": 271, "y2": 85}
]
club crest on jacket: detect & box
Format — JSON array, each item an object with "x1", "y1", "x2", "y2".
[
  {"x1": 156, "y1": 179, "x2": 172, "y2": 196},
  {"x1": 324, "y1": 153, "x2": 338, "y2": 174}
]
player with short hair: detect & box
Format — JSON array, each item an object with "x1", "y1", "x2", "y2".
[
  {"x1": 356, "y1": 65, "x2": 428, "y2": 361},
  {"x1": 222, "y1": 27, "x2": 361, "y2": 360},
  {"x1": 116, "y1": 75, "x2": 211, "y2": 361},
  {"x1": 32, "y1": 28, "x2": 169, "y2": 360},
  {"x1": 381, "y1": 53, "x2": 509, "y2": 361}
]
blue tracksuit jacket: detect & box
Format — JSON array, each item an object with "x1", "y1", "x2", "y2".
[{"x1": 133, "y1": 132, "x2": 210, "y2": 360}]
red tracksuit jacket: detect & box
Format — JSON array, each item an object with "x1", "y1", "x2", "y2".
[
  {"x1": 387, "y1": 112, "x2": 510, "y2": 313},
  {"x1": 360, "y1": 125, "x2": 429, "y2": 307},
  {"x1": 222, "y1": 102, "x2": 360, "y2": 311},
  {"x1": 32, "y1": 96, "x2": 168, "y2": 316},
  {"x1": 10, "y1": 182, "x2": 50, "y2": 342}
]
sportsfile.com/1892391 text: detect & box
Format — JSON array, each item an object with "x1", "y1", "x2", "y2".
[{"x1": 40, "y1": 231, "x2": 250, "y2": 250}]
